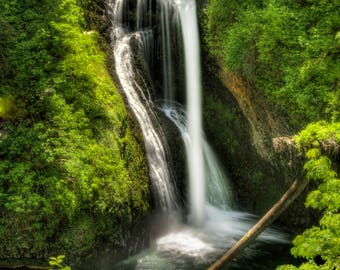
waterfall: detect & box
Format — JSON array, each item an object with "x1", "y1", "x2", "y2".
[
  {"x1": 175, "y1": 0, "x2": 205, "y2": 226},
  {"x1": 107, "y1": 0, "x2": 177, "y2": 212},
  {"x1": 136, "y1": 0, "x2": 153, "y2": 29},
  {"x1": 108, "y1": 0, "x2": 223, "y2": 225},
  {"x1": 158, "y1": 0, "x2": 177, "y2": 102},
  {"x1": 107, "y1": 1, "x2": 289, "y2": 268},
  {"x1": 160, "y1": 102, "x2": 234, "y2": 210},
  {"x1": 203, "y1": 141, "x2": 233, "y2": 209}
]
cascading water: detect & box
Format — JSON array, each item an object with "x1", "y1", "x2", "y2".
[
  {"x1": 136, "y1": 0, "x2": 153, "y2": 29},
  {"x1": 107, "y1": 0, "x2": 177, "y2": 212},
  {"x1": 159, "y1": 0, "x2": 174, "y2": 102},
  {"x1": 172, "y1": 0, "x2": 205, "y2": 226},
  {"x1": 107, "y1": 0, "x2": 290, "y2": 269},
  {"x1": 160, "y1": 102, "x2": 233, "y2": 209}
]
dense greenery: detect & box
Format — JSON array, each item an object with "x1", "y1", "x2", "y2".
[
  {"x1": 0, "y1": 0, "x2": 338, "y2": 268},
  {"x1": 205, "y1": 0, "x2": 339, "y2": 129},
  {"x1": 278, "y1": 122, "x2": 340, "y2": 270},
  {"x1": 0, "y1": 0, "x2": 149, "y2": 263},
  {"x1": 205, "y1": 0, "x2": 339, "y2": 269}
]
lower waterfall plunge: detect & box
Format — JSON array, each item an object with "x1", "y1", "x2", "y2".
[
  {"x1": 106, "y1": 0, "x2": 288, "y2": 268},
  {"x1": 176, "y1": 0, "x2": 205, "y2": 226}
]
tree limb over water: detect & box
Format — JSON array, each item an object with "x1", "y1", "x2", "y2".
[{"x1": 208, "y1": 177, "x2": 310, "y2": 270}]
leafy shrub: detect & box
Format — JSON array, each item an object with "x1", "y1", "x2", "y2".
[
  {"x1": 278, "y1": 122, "x2": 340, "y2": 270},
  {"x1": 49, "y1": 255, "x2": 71, "y2": 270},
  {"x1": 0, "y1": 0, "x2": 149, "y2": 262},
  {"x1": 205, "y1": 0, "x2": 340, "y2": 129}
]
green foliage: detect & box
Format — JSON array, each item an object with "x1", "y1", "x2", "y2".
[
  {"x1": 49, "y1": 255, "x2": 71, "y2": 270},
  {"x1": 205, "y1": 0, "x2": 340, "y2": 129},
  {"x1": 0, "y1": 0, "x2": 149, "y2": 262},
  {"x1": 0, "y1": 96, "x2": 15, "y2": 119},
  {"x1": 278, "y1": 122, "x2": 340, "y2": 270},
  {"x1": 296, "y1": 122, "x2": 340, "y2": 149},
  {"x1": 205, "y1": 1, "x2": 340, "y2": 268}
]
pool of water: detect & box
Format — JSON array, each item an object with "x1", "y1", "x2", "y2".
[
  {"x1": 0, "y1": 205, "x2": 298, "y2": 270},
  {"x1": 112, "y1": 238, "x2": 295, "y2": 270},
  {"x1": 110, "y1": 205, "x2": 297, "y2": 270}
]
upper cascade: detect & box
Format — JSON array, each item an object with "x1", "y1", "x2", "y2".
[
  {"x1": 109, "y1": 0, "x2": 209, "y2": 226},
  {"x1": 107, "y1": 0, "x2": 178, "y2": 212},
  {"x1": 108, "y1": 0, "x2": 228, "y2": 226}
]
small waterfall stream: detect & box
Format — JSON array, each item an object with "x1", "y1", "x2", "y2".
[
  {"x1": 106, "y1": 0, "x2": 289, "y2": 268},
  {"x1": 107, "y1": 0, "x2": 177, "y2": 212},
  {"x1": 160, "y1": 102, "x2": 233, "y2": 209}
]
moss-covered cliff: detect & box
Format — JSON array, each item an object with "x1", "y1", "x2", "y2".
[
  {"x1": 202, "y1": 0, "x2": 339, "y2": 225},
  {"x1": 204, "y1": 0, "x2": 339, "y2": 128},
  {"x1": 0, "y1": 0, "x2": 150, "y2": 266},
  {"x1": 202, "y1": 1, "x2": 339, "y2": 268}
]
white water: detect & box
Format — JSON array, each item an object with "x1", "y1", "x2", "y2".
[
  {"x1": 107, "y1": 0, "x2": 177, "y2": 212},
  {"x1": 173, "y1": 0, "x2": 205, "y2": 226},
  {"x1": 152, "y1": 103, "x2": 289, "y2": 267},
  {"x1": 160, "y1": 102, "x2": 233, "y2": 209},
  {"x1": 138, "y1": 28, "x2": 154, "y2": 67},
  {"x1": 159, "y1": 0, "x2": 175, "y2": 102},
  {"x1": 115, "y1": 204, "x2": 288, "y2": 269},
  {"x1": 107, "y1": 1, "x2": 290, "y2": 268},
  {"x1": 203, "y1": 141, "x2": 234, "y2": 209}
]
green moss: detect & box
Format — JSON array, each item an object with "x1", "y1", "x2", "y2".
[
  {"x1": 204, "y1": 3, "x2": 340, "y2": 266},
  {"x1": 0, "y1": 0, "x2": 149, "y2": 263},
  {"x1": 0, "y1": 96, "x2": 15, "y2": 119},
  {"x1": 205, "y1": 0, "x2": 340, "y2": 129}
]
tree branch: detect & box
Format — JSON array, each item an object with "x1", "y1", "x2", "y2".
[{"x1": 208, "y1": 177, "x2": 310, "y2": 270}]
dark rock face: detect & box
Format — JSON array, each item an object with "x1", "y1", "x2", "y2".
[{"x1": 201, "y1": 52, "x2": 316, "y2": 232}]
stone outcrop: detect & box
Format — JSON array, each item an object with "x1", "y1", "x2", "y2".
[
  {"x1": 220, "y1": 68, "x2": 286, "y2": 161},
  {"x1": 202, "y1": 56, "x2": 316, "y2": 231}
]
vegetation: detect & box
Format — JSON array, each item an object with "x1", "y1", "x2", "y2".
[
  {"x1": 205, "y1": 0, "x2": 339, "y2": 269},
  {"x1": 205, "y1": 0, "x2": 339, "y2": 129},
  {"x1": 49, "y1": 255, "x2": 71, "y2": 270},
  {"x1": 0, "y1": 0, "x2": 149, "y2": 264},
  {"x1": 0, "y1": 0, "x2": 338, "y2": 268},
  {"x1": 278, "y1": 122, "x2": 340, "y2": 270}
]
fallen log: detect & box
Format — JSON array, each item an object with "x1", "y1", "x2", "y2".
[
  {"x1": 208, "y1": 177, "x2": 310, "y2": 270},
  {"x1": 273, "y1": 136, "x2": 340, "y2": 155},
  {"x1": 0, "y1": 266, "x2": 49, "y2": 269}
]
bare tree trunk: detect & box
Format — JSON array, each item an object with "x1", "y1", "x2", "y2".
[
  {"x1": 208, "y1": 178, "x2": 309, "y2": 270},
  {"x1": 0, "y1": 266, "x2": 49, "y2": 269}
]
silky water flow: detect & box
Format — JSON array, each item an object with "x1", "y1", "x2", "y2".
[{"x1": 106, "y1": 0, "x2": 289, "y2": 268}]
